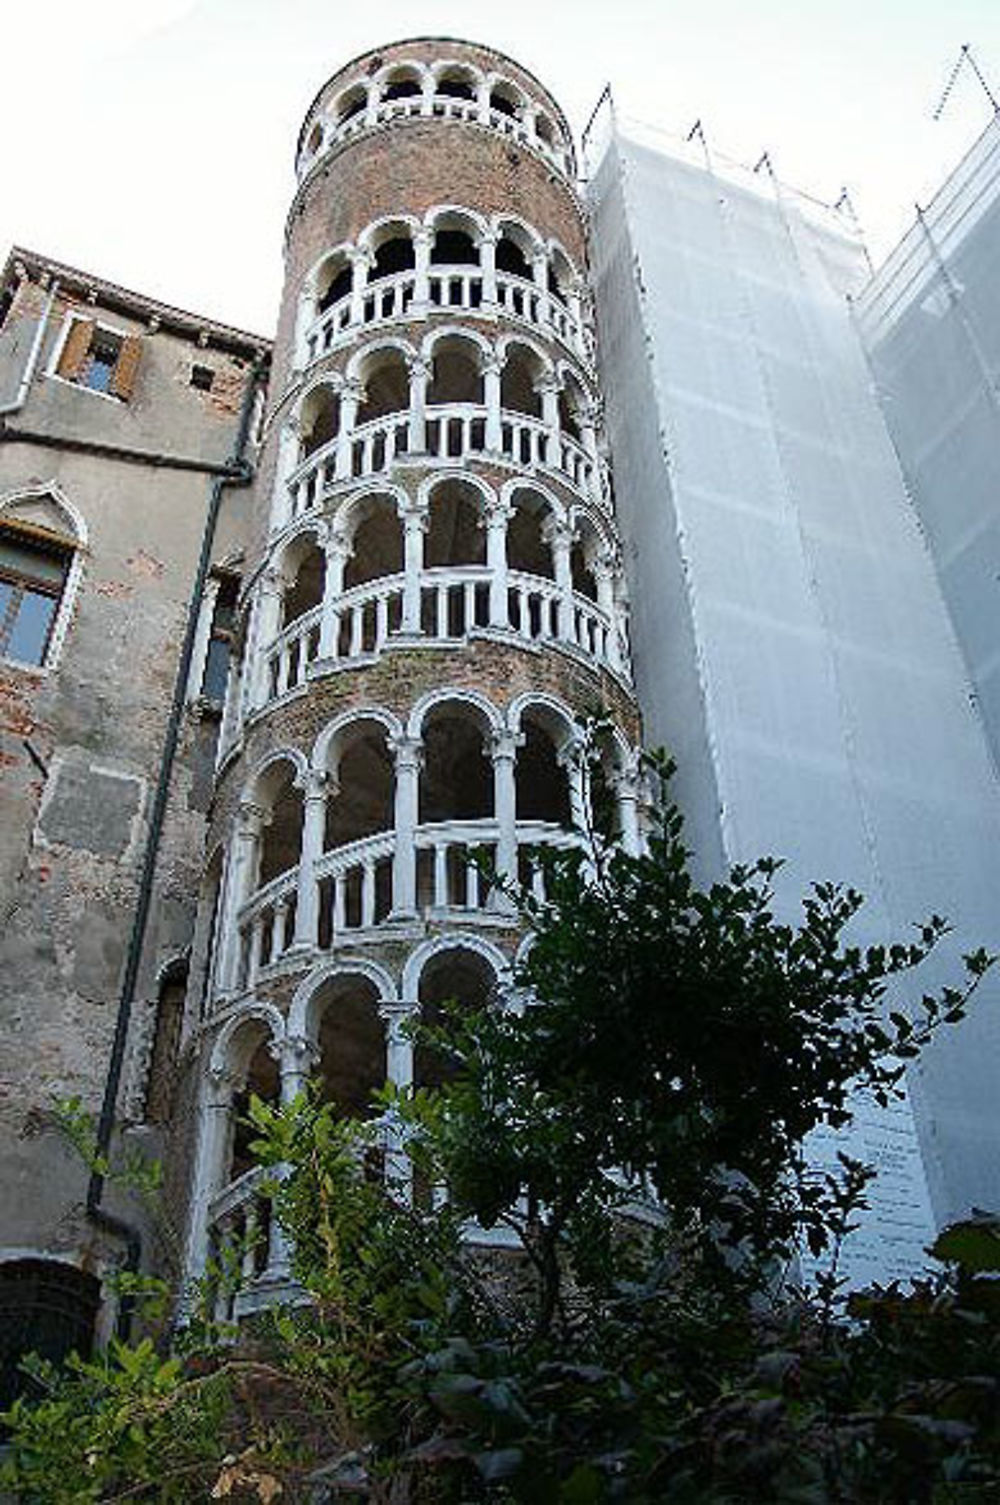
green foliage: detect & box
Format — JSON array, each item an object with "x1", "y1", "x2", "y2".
[{"x1": 3, "y1": 745, "x2": 997, "y2": 1501}]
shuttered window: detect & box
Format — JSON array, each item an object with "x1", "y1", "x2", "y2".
[{"x1": 55, "y1": 316, "x2": 142, "y2": 401}]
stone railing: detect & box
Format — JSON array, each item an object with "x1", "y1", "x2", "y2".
[
  {"x1": 236, "y1": 867, "x2": 298, "y2": 988},
  {"x1": 302, "y1": 264, "x2": 588, "y2": 366},
  {"x1": 206, "y1": 1166, "x2": 290, "y2": 1322},
  {"x1": 285, "y1": 403, "x2": 602, "y2": 516},
  {"x1": 300, "y1": 92, "x2": 573, "y2": 182},
  {"x1": 253, "y1": 568, "x2": 621, "y2": 713}
]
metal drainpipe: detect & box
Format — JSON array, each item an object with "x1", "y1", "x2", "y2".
[
  {"x1": 87, "y1": 357, "x2": 267, "y2": 1340},
  {"x1": 0, "y1": 277, "x2": 59, "y2": 415}
]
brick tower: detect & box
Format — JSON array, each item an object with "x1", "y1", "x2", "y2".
[{"x1": 182, "y1": 39, "x2": 640, "y2": 1309}]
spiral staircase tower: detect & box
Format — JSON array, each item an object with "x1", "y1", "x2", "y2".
[{"x1": 182, "y1": 38, "x2": 641, "y2": 1310}]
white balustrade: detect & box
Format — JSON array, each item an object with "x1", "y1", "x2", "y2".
[
  {"x1": 234, "y1": 819, "x2": 581, "y2": 960},
  {"x1": 427, "y1": 268, "x2": 484, "y2": 311},
  {"x1": 235, "y1": 866, "x2": 298, "y2": 988},
  {"x1": 206, "y1": 1167, "x2": 286, "y2": 1322},
  {"x1": 349, "y1": 412, "x2": 411, "y2": 478},
  {"x1": 314, "y1": 830, "x2": 396, "y2": 934},
  {"x1": 264, "y1": 605, "x2": 322, "y2": 700},
  {"x1": 302, "y1": 267, "x2": 587, "y2": 368},
  {"x1": 419, "y1": 566, "x2": 491, "y2": 640},
  {"x1": 424, "y1": 403, "x2": 488, "y2": 462},
  {"x1": 328, "y1": 574, "x2": 405, "y2": 662},
  {"x1": 255, "y1": 567, "x2": 619, "y2": 710}
]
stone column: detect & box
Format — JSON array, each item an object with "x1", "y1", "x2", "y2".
[
  {"x1": 559, "y1": 736, "x2": 588, "y2": 836},
  {"x1": 483, "y1": 355, "x2": 503, "y2": 452},
  {"x1": 592, "y1": 552, "x2": 622, "y2": 671},
  {"x1": 181, "y1": 1066, "x2": 236, "y2": 1290},
  {"x1": 187, "y1": 575, "x2": 220, "y2": 702},
  {"x1": 274, "y1": 415, "x2": 301, "y2": 529},
  {"x1": 479, "y1": 229, "x2": 499, "y2": 309},
  {"x1": 390, "y1": 734, "x2": 423, "y2": 918},
  {"x1": 536, "y1": 374, "x2": 560, "y2": 465},
  {"x1": 491, "y1": 727, "x2": 522, "y2": 903},
  {"x1": 412, "y1": 225, "x2": 433, "y2": 312},
  {"x1": 217, "y1": 802, "x2": 266, "y2": 994},
  {"x1": 250, "y1": 567, "x2": 285, "y2": 708},
  {"x1": 291, "y1": 770, "x2": 331, "y2": 950},
  {"x1": 379, "y1": 1001, "x2": 419, "y2": 1198},
  {"x1": 280, "y1": 1033, "x2": 319, "y2": 1104},
  {"x1": 399, "y1": 505, "x2": 427, "y2": 635},
  {"x1": 317, "y1": 527, "x2": 352, "y2": 659},
  {"x1": 483, "y1": 497, "x2": 512, "y2": 629},
  {"x1": 349, "y1": 248, "x2": 373, "y2": 328},
  {"x1": 335, "y1": 379, "x2": 363, "y2": 480},
  {"x1": 543, "y1": 516, "x2": 574, "y2": 643},
  {"x1": 531, "y1": 250, "x2": 551, "y2": 326},
  {"x1": 578, "y1": 401, "x2": 599, "y2": 461},
  {"x1": 611, "y1": 752, "x2": 643, "y2": 857},
  {"x1": 476, "y1": 77, "x2": 492, "y2": 122},
  {"x1": 407, "y1": 355, "x2": 430, "y2": 455}
]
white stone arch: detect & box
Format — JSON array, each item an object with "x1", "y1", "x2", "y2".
[
  {"x1": 484, "y1": 70, "x2": 528, "y2": 111},
  {"x1": 569, "y1": 500, "x2": 615, "y2": 557},
  {"x1": 345, "y1": 333, "x2": 418, "y2": 385},
  {"x1": 429, "y1": 56, "x2": 485, "y2": 94},
  {"x1": 207, "y1": 1001, "x2": 286, "y2": 1099},
  {"x1": 401, "y1": 931, "x2": 510, "y2": 1003},
  {"x1": 271, "y1": 516, "x2": 326, "y2": 576},
  {"x1": 506, "y1": 690, "x2": 580, "y2": 752},
  {"x1": 332, "y1": 479, "x2": 412, "y2": 536},
  {"x1": 491, "y1": 212, "x2": 546, "y2": 274},
  {"x1": 554, "y1": 358, "x2": 597, "y2": 404},
  {"x1": 330, "y1": 77, "x2": 371, "y2": 129},
  {"x1": 0, "y1": 481, "x2": 88, "y2": 672},
  {"x1": 496, "y1": 331, "x2": 557, "y2": 376},
  {"x1": 423, "y1": 202, "x2": 490, "y2": 243},
  {"x1": 420, "y1": 322, "x2": 495, "y2": 366},
  {"x1": 357, "y1": 213, "x2": 421, "y2": 257},
  {"x1": 302, "y1": 241, "x2": 354, "y2": 295},
  {"x1": 406, "y1": 685, "x2": 503, "y2": 740},
  {"x1": 500, "y1": 475, "x2": 569, "y2": 524},
  {"x1": 311, "y1": 703, "x2": 404, "y2": 777},
  {"x1": 241, "y1": 745, "x2": 309, "y2": 807},
  {"x1": 288, "y1": 956, "x2": 396, "y2": 1045},
  {"x1": 418, "y1": 468, "x2": 496, "y2": 513},
  {"x1": 372, "y1": 57, "x2": 431, "y2": 100},
  {"x1": 545, "y1": 236, "x2": 582, "y2": 286}
]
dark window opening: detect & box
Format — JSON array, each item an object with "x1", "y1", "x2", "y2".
[
  {"x1": 437, "y1": 75, "x2": 475, "y2": 100},
  {"x1": 0, "y1": 1261, "x2": 100, "y2": 1420},
  {"x1": 190, "y1": 363, "x2": 215, "y2": 392},
  {"x1": 496, "y1": 237, "x2": 532, "y2": 279},
  {"x1": 489, "y1": 89, "x2": 518, "y2": 118},
  {"x1": 318, "y1": 264, "x2": 352, "y2": 313},
  {"x1": 0, "y1": 529, "x2": 71, "y2": 667},
  {"x1": 368, "y1": 237, "x2": 415, "y2": 282},
  {"x1": 383, "y1": 77, "x2": 421, "y2": 100},
  {"x1": 338, "y1": 91, "x2": 366, "y2": 124},
  {"x1": 145, "y1": 963, "x2": 188, "y2": 1123},
  {"x1": 430, "y1": 230, "x2": 479, "y2": 266},
  {"x1": 201, "y1": 573, "x2": 240, "y2": 704}
]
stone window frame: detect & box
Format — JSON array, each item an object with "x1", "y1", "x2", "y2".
[
  {"x1": 47, "y1": 310, "x2": 142, "y2": 403},
  {"x1": 0, "y1": 483, "x2": 87, "y2": 675}
]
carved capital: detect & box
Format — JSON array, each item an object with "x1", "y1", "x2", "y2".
[
  {"x1": 378, "y1": 1001, "x2": 419, "y2": 1042},
  {"x1": 389, "y1": 733, "x2": 424, "y2": 773},
  {"x1": 490, "y1": 727, "x2": 524, "y2": 764}
]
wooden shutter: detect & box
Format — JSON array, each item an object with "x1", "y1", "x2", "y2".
[
  {"x1": 57, "y1": 317, "x2": 93, "y2": 380},
  {"x1": 111, "y1": 333, "x2": 143, "y2": 401}
]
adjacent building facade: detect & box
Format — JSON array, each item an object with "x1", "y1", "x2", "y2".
[{"x1": 0, "y1": 37, "x2": 998, "y2": 1375}]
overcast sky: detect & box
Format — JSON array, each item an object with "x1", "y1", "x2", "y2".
[{"x1": 3, "y1": 0, "x2": 999, "y2": 336}]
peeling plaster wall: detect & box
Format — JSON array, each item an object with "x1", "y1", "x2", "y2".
[{"x1": 0, "y1": 276, "x2": 262, "y2": 1269}]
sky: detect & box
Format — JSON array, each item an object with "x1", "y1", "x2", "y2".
[{"x1": 3, "y1": 0, "x2": 1000, "y2": 337}]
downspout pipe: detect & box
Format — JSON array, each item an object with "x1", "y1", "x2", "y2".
[
  {"x1": 0, "y1": 277, "x2": 59, "y2": 415},
  {"x1": 87, "y1": 357, "x2": 266, "y2": 1340}
]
